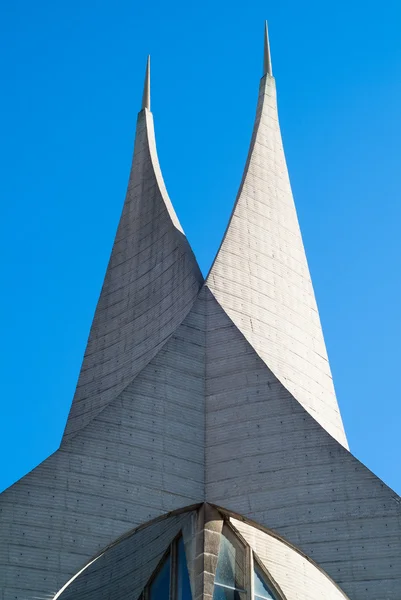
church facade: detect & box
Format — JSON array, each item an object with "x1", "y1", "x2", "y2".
[{"x1": 1, "y1": 24, "x2": 400, "y2": 600}]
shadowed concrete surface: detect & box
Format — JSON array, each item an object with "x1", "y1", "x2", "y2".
[
  {"x1": 57, "y1": 511, "x2": 195, "y2": 600},
  {"x1": 63, "y1": 106, "x2": 203, "y2": 442},
  {"x1": 1, "y1": 27, "x2": 400, "y2": 600}
]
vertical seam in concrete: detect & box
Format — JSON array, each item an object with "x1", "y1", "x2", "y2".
[{"x1": 203, "y1": 288, "x2": 207, "y2": 502}]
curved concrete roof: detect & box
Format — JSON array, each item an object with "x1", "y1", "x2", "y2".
[
  {"x1": 63, "y1": 102, "x2": 203, "y2": 441},
  {"x1": 206, "y1": 71, "x2": 348, "y2": 448}
]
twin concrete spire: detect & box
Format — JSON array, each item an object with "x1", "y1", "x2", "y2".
[
  {"x1": 61, "y1": 22, "x2": 348, "y2": 445},
  {"x1": 1, "y1": 21, "x2": 401, "y2": 600}
]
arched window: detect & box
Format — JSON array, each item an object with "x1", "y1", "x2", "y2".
[{"x1": 140, "y1": 519, "x2": 284, "y2": 600}]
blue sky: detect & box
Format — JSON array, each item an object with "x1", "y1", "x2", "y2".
[{"x1": 0, "y1": 0, "x2": 400, "y2": 494}]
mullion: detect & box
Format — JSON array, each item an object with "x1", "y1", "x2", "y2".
[{"x1": 170, "y1": 538, "x2": 178, "y2": 600}]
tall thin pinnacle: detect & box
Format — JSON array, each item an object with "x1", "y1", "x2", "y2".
[
  {"x1": 263, "y1": 21, "x2": 273, "y2": 76},
  {"x1": 142, "y1": 55, "x2": 151, "y2": 110}
]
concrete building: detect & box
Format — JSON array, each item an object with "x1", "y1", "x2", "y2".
[{"x1": 1, "y1": 24, "x2": 400, "y2": 600}]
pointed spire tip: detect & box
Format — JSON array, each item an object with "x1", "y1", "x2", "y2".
[
  {"x1": 142, "y1": 55, "x2": 151, "y2": 111},
  {"x1": 263, "y1": 21, "x2": 273, "y2": 77}
]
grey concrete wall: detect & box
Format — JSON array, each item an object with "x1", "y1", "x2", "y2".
[
  {"x1": 0, "y1": 299, "x2": 205, "y2": 600},
  {"x1": 63, "y1": 107, "x2": 203, "y2": 441},
  {"x1": 206, "y1": 74, "x2": 348, "y2": 448},
  {"x1": 204, "y1": 288, "x2": 401, "y2": 599}
]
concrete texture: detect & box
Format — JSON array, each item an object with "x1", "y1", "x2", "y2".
[
  {"x1": 206, "y1": 72, "x2": 348, "y2": 449},
  {"x1": 58, "y1": 511, "x2": 194, "y2": 600},
  {"x1": 230, "y1": 517, "x2": 349, "y2": 600},
  {"x1": 63, "y1": 105, "x2": 203, "y2": 441},
  {"x1": 1, "y1": 35, "x2": 400, "y2": 600}
]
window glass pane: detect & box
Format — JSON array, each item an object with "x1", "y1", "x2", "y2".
[
  {"x1": 253, "y1": 563, "x2": 276, "y2": 600},
  {"x1": 149, "y1": 553, "x2": 171, "y2": 600},
  {"x1": 215, "y1": 525, "x2": 246, "y2": 590},
  {"x1": 213, "y1": 524, "x2": 246, "y2": 600},
  {"x1": 177, "y1": 537, "x2": 192, "y2": 600},
  {"x1": 215, "y1": 533, "x2": 236, "y2": 588}
]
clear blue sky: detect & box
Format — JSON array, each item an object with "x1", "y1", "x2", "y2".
[{"x1": 1, "y1": 0, "x2": 400, "y2": 494}]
